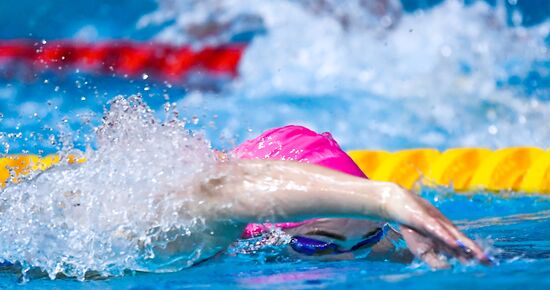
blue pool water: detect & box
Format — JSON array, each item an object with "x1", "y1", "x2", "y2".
[
  {"x1": 1, "y1": 0, "x2": 550, "y2": 288},
  {"x1": 1, "y1": 191, "x2": 549, "y2": 289}
]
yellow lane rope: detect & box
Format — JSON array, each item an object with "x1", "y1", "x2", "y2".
[
  {"x1": 0, "y1": 154, "x2": 85, "y2": 186},
  {"x1": 2, "y1": 148, "x2": 550, "y2": 193},
  {"x1": 348, "y1": 147, "x2": 550, "y2": 194}
]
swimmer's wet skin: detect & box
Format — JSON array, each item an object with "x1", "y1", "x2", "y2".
[
  {"x1": 194, "y1": 159, "x2": 491, "y2": 267},
  {"x1": 228, "y1": 125, "x2": 487, "y2": 267}
]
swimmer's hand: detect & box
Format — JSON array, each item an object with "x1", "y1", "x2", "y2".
[{"x1": 384, "y1": 186, "x2": 492, "y2": 267}]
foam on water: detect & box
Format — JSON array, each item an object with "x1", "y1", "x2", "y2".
[
  {"x1": 0, "y1": 96, "x2": 219, "y2": 280},
  {"x1": 140, "y1": 0, "x2": 550, "y2": 150}
]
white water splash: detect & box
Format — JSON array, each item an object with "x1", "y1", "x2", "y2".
[
  {"x1": 141, "y1": 0, "x2": 550, "y2": 150},
  {"x1": 0, "y1": 96, "x2": 219, "y2": 280}
]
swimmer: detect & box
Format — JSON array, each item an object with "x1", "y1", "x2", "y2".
[
  {"x1": 0, "y1": 116, "x2": 490, "y2": 275},
  {"x1": 142, "y1": 125, "x2": 490, "y2": 270},
  {"x1": 179, "y1": 153, "x2": 491, "y2": 269},
  {"x1": 220, "y1": 125, "x2": 487, "y2": 268}
]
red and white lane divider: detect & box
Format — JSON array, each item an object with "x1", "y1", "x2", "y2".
[{"x1": 0, "y1": 40, "x2": 246, "y2": 80}]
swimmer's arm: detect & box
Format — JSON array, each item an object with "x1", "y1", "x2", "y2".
[
  {"x1": 199, "y1": 160, "x2": 490, "y2": 265},
  {"x1": 208, "y1": 160, "x2": 401, "y2": 221}
]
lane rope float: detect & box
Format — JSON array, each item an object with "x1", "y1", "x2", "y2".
[
  {"x1": 0, "y1": 40, "x2": 245, "y2": 80},
  {"x1": 0, "y1": 154, "x2": 85, "y2": 186},
  {"x1": 348, "y1": 147, "x2": 550, "y2": 194},
  {"x1": 2, "y1": 147, "x2": 550, "y2": 194}
]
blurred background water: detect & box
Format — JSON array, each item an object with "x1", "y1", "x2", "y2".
[{"x1": 0, "y1": 0, "x2": 548, "y2": 154}]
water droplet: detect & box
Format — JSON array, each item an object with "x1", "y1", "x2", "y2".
[
  {"x1": 41, "y1": 39, "x2": 47, "y2": 45},
  {"x1": 81, "y1": 96, "x2": 86, "y2": 101},
  {"x1": 144, "y1": 87, "x2": 150, "y2": 91},
  {"x1": 512, "y1": 10, "x2": 522, "y2": 26},
  {"x1": 380, "y1": 16, "x2": 393, "y2": 28},
  {"x1": 486, "y1": 109, "x2": 497, "y2": 121},
  {"x1": 48, "y1": 134, "x2": 56, "y2": 145},
  {"x1": 142, "y1": 73, "x2": 149, "y2": 80},
  {"x1": 440, "y1": 45, "x2": 452, "y2": 57},
  {"x1": 488, "y1": 125, "x2": 498, "y2": 135},
  {"x1": 191, "y1": 116, "x2": 199, "y2": 125}
]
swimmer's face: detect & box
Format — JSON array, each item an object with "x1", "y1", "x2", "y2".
[{"x1": 284, "y1": 218, "x2": 385, "y2": 249}]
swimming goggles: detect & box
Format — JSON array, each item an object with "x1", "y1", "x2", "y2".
[{"x1": 289, "y1": 223, "x2": 390, "y2": 256}]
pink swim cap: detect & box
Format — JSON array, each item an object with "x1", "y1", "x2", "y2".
[
  {"x1": 233, "y1": 125, "x2": 368, "y2": 239},
  {"x1": 232, "y1": 125, "x2": 367, "y2": 178}
]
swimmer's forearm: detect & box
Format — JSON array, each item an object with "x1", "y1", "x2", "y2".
[{"x1": 201, "y1": 160, "x2": 407, "y2": 223}]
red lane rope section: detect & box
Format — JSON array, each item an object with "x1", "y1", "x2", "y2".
[{"x1": 0, "y1": 40, "x2": 246, "y2": 80}]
